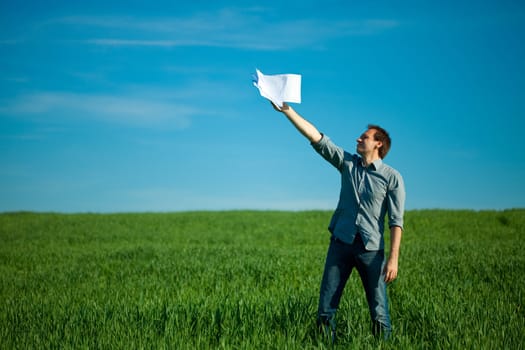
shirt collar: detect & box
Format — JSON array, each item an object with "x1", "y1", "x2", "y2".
[
  {"x1": 360, "y1": 158, "x2": 383, "y2": 171},
  {"x1": 371, "y1": 158, "x2": 383, "y2": 170}
]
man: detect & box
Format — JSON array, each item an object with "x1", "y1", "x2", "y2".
[{"x1": 271, "y1": 102, "x2": 405, "y2": 341}]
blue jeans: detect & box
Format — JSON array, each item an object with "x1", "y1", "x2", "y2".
[{"x1": 317, "y1": 234, "x2": 391, "y2": 339}]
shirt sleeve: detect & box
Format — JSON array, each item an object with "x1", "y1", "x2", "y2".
[
  {"x1": 311, "y1": 134, "x2": 346, "y2": 171},
  {"x1": 387, "y1": 170, "x2": 406, "y2": 230}
]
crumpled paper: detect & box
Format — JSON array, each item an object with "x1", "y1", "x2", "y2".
[{"x1": 252, "y1": 69, "x2": 301, "y2": 108}]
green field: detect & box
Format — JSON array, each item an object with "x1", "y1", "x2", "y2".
[{"x1": 1, "y1": 209, "x2": 524, "y2": 349}]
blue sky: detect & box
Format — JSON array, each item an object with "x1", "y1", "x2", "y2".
[{"x1": 1, "y1": 0, "x2": 524, "y2": 212}]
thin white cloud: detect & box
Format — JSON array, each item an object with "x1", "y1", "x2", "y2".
[
  {"x1": 0, "y1": 92, "x2": 195, "y2": 129},
  {"x1": 0, "y1": 126, "x2": 67, "y2": 142},
  {"x1": 84, "y1": 39, "x2": 192, "y2": 47},
  {"x1": 52, "y1": 9, "x2": 400, "y2": 50}
]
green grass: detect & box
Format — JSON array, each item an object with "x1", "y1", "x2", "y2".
[{"x1": 1, "y1": 209, "x2": 524, "y2": 349}]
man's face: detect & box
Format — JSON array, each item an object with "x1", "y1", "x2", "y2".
[{"x1": 356, "y1": 129, "x2": 382, "y2": 157}]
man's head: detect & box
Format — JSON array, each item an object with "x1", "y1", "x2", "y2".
[{"x1": 356, "y1": 125, "x2": 391, "y2": 159}]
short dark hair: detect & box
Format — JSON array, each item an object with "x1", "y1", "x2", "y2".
[{"x1": 368, "y1": 124, "x2": 391, "y2": 159}]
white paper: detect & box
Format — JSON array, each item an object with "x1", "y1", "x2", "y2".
[{"x1": 252, "y1": 69, "x2": 301, "y2": 108}]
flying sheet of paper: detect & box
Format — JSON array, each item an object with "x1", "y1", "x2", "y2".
[{"x1": 252, "y1": 69, "x2": 301, "y2": 108}]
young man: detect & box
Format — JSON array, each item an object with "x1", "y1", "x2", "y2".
[{"x1": 272, "y1": 102, "x2": 405, "y2": 341}]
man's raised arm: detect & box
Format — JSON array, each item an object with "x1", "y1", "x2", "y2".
[{"x1": 273, "y1": 102, "x2": 322, "y2": 143}]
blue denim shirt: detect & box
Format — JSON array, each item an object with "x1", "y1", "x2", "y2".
[{"x1": 312, "y1": 134, "x2": 405, "y2": 250}]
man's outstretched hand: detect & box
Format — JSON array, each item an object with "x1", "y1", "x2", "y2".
[{"x1": 270, "y1": 101, "x2": 290, "y2": 112}]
